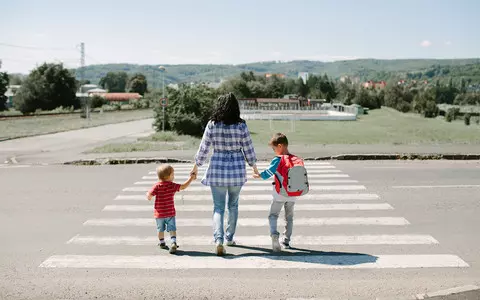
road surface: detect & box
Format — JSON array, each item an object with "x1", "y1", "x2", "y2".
[
  {"x1": 1, "y1": 160, "x2": 479, "y2": 299},
  {"x1": 0, "y1": 118, "x2": 154, "y2": 165}
]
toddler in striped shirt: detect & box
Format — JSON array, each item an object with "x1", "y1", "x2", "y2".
[{"x1": 147, "y1": 164, "x2": 196, "y2": 254}]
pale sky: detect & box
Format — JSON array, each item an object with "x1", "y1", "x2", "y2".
[{"x1": 1, "y1": 0, "x2": 479, "y2": 73}]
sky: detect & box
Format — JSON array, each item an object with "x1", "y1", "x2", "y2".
[{"x1": 1, "y1": 0, "x2": 479, "y2": 73}]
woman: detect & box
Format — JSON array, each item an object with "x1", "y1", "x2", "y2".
[{"x1": 191, "y1": 93, "x2": 258, "y2": 256}]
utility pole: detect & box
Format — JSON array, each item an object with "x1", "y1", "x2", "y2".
[
  {"x1": 159, "y1": 66, "x2": 166, "y2": 132},
  {"x1": 78, "y1": 42, "x2": 90, "y2": 120}
]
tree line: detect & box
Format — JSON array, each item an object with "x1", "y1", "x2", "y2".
[{"x1": 0, "y1": 64, "x2": 151, "y2": 114}]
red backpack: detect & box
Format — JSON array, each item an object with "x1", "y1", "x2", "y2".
[{"x1": 274, "y1": 154, "x2": 309, "y2": 197}]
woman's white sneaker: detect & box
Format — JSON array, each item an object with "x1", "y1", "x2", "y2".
[{"x1": 271, "y1": 235, "x2": 281, "y2": 252}]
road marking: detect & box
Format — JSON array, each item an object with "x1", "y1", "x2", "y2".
[
  {"x1": 39, "y1": 254, "x2": 468, "y2": 269},
  {"x1": 392, "y1": 185, "x2": 480, "y2": 189},
  {"x1": 67, "y1": 234, "x2": 438, "y2": 246},
  {"x1": 123, "y1": 185, "x2": 367, "y2": 192},
  {"x1": 148, "y1": 169, "x2": 341, "y2": 176},
  {"x1": 142, "y1": 174, "x2": 350, "y2": 180},
  {"x1": 165, "y1": 163, "x2": 333, "y2": 171},
  {"x1": 84, "y1": 217, "x2": 409, "y2": 227},
  {"x1": 0, "y1": 164, "x2": 31, "y2": 169},
  {"x1": 134, "y1": 179, "x2": 359, "y2": 185},
  {"x1": 114, "y1": 193, "x2": 381, "y2": 201},
  {"x1": 102, "y1": 203, "x2": 393, "y2": 212}
]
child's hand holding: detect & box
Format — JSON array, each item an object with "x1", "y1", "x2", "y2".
[{"x1": 252, "y1": 173, "x2": 261, "y2": 179}]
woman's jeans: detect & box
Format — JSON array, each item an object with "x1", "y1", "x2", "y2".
[{"x1": 210, "y1": 186, "x2": 242, "y2": 244}]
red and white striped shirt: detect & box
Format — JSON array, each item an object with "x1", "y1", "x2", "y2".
[{"x1": 149, "y1": 181, "x2": 181, "y2": 218}]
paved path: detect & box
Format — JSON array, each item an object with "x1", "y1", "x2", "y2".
[
  {"x1": 1, "y1": 160, "x2": 479, "y2": 299},
  {"x1": 0, "y1": 118, "x2": 154, "y2": 164}
]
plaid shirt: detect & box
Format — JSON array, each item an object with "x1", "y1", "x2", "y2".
[{"x1": 195, "y1": 120, "x2": 257, "y2": 186}]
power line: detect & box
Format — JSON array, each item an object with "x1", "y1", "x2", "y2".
[{"x1": 0, "y1": 42, "x2": 75, "y2": 52}]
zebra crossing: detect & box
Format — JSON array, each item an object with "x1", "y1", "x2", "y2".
[{"x1": 39, "y1": 162, "x2": 469, "y2": 270}]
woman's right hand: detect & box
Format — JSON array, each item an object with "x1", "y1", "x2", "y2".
[{"x1": 190, "y1": 164, "x2": 198, "y2": 177}]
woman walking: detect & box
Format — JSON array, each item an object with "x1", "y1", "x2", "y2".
[{"x1": 191, "y1": 93, "x2": 258, "y2": 256}]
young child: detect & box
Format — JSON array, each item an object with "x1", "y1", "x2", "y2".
[
  {"x1": 147, "y1": 164, "x2": 196, "y2": 254},
  {"x1": 253, "y1": 133, "x2": 300, "y2": 252}
]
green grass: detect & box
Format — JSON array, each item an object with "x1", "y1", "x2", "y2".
[
  {"x1": 89, "y1": 132, "x2": 200, "y2": 153},
  {"x1": 247, "y1": 108, "x2": 480, "y2": 145},
  {"x1": 0, "y1": 109, "x2": 154, "y2": 140},
  {"x1": 88, "y1": 108, "x2": 480, "y2": 154}
]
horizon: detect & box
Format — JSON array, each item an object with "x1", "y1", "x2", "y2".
[{"x1": 1, "y1": 0, "x2": 479, "y2": 73}]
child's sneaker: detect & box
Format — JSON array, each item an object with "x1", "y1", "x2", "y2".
[
  {"x1": 169, "y1": 242, "x2": 178, "y2": 254},
  {"x1": 215, "y1": 241, "x2": 226, "y2": 256},
  {"x1": 271, "y1": 235, "x2": 281, "y2": 252},
  {"x1": 226, "y1": 240, "x2": 236, "y2": 246},
  {"x1": 158, "y1": 242, "x2": 168, "y2": 250},
  {"x1": 281, "y1": 241, "x2": 291, "y2": 249}
]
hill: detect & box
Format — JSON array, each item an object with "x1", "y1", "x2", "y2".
[{"x1": 78, "y1": 58, "x2": 480, "y2": 87}]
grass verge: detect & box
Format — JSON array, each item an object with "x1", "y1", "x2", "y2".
[{"x1": 0, "y1": 109, "x2": 154, "y2": 140}]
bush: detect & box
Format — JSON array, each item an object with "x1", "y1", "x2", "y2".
[
  {"x1": 90, "y1": 95, "x2": 107, "y2": 109},
  {"x1": 464, "y1": 113, "x2": 471, "y2": 126},
  {"x1": 445, "y1": 108, "x2": 455, "y2": 122},
  {"x1": 423, "y1": 100, "x2": 439, "y2": 118},
  {"x1": 169, "y1": 113, "x2": 203, "y2": 136},
  {"x1": 153, "y1": 84, "x2": 218, "y2": 136}
]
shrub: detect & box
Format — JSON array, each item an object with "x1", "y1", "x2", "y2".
[
  {"x1": 90, "y1": 95, "x2": 107, "y2": 109},
  {"x1": 464, "y1": 113, "x2": 471, "y2": 126}
]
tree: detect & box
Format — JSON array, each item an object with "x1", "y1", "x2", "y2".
[
  {"x1": 128, "y1": 73, "x2": 148, "y2": 95},
  {"x1": 99, "y1": 72, "x2": 128, "y2": 92},
  {"x1": 0, "y1": 71, "x2": 9, "y2": 111},
  {"x1": 14, "y1": 63, "x2": 78, "y2": 114},
  {"x1": 464, "y1": 113, "x2": 471, "y2": 126},
  {"x1": 295, "y1": 78, "x2": 308, "y2": 98},
  {"x1": 154, "y1": 84, "x2": 218, "y2": 137},
  {"x1": 8, "y1": 74, "x2": 23, "y2": 85}
]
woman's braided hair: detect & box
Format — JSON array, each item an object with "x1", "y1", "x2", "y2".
[{"x1": 210, "y1": 92, "x2": 245, "y2": 125}]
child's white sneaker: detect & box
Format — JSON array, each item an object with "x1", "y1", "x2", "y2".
[
  {"x1": 271, "y1": 235, "x2": 281, "y2": 252},
  {"x1": 226, "y1": 240, "x2": 236, "y2": 246}
]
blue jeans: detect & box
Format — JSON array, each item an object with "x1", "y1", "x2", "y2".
[{"x1": 210, "y1": 186, "x2": 242, "y2": 244}]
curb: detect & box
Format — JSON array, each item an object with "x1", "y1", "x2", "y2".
[
  {"x1": 305, "y1": 154, "x2": 480, "y2": 160},
  {"x1": 415, "y1": 285, "x2": 479, "y2": 299},
  {"x1": 64, "y1": 157, "x2": 193, "y2": 166},
  {"x1": 63, "y1": 153, "x2": 480, "y2": 165}
]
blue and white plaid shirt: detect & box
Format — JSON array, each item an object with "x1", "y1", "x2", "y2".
[{"x1": 195, "y1": 120, "x2": 257, "y2": 186}]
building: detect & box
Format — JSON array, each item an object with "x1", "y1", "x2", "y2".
[
  {"x1": 4, "y1": 85, "x2": 21, "y2": 108},
  {"x1": 91, "y1": 93, "x2": 142, "y2": 104},
  {"x1": 298, "y1": 72, "x2": 309, "y2": 84},
  {"x1": 363, "y1": 81, "x2": 386, "y2": 89},
  {"x1": 265, "y1": 73, "x2": 285, "y2": 79}
]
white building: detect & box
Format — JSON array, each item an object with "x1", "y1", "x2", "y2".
[{"x1": 298, "y1": 72, "x2": 309, "y2": 84}]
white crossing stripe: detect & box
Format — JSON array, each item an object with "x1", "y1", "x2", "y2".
[
  {"x1": 39, "y1": 254, "x2": 469, "y2": 269},
  {"x1": 142, "y1": 174, "x2": 350, "y2": 180},
  {"x1": 123, "y1": 185, "x2": 367, "y2": 192},
  {"x1": 148, "y1": 170, "x2": 343, "y2": 175},
  {"x1": 393, "y1": 185, "x2": 480, "y2": 189},
  {"x1": 102, "y1": 203, "x2": 393, "y2": 212},
  {"x1": 67, "y1": 234, "x2": 439, "y2": 246},
  {"x1": 84, "y1": 217, "x2": 409, "y2": 227},
  {"x1": 134, "y1": 179, "x2": 359, "y2": 185},
  {"x1": 162, "y1": 163, "x2": 333, "y2": 170},
  {"x1": 114, "y1": 193, "x2": 381, "y2": 201}
]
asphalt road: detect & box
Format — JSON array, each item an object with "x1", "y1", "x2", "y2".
[
  {"x1": 0, "y1": 118, "x2": 155, "y2": 165},
  {"x1": 1, "y1": 160, "x2": 480, "y2": 300}
]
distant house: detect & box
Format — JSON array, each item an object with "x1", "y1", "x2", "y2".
[
  {"x1": 4, "y1": 85, "x2": 21, "y2": 108},
  {"x1": 91, "y1": 92, "x2": 142, "y2": 104},
  {"x1": 363, "y1": 81, "x2": 386, "y2": 89},
  {"x1": 265, "y1": 73, "x2": 285, "y2": 79}
]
